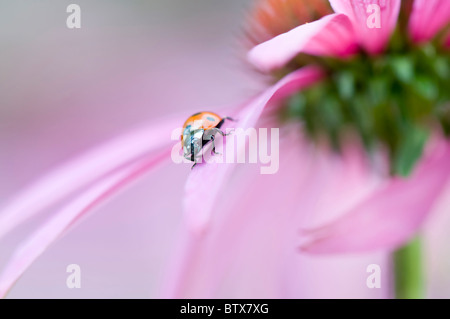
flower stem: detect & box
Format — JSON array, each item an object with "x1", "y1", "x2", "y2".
[{"x1": 393, "y1": 235, "x2": 425, "y2": 299}]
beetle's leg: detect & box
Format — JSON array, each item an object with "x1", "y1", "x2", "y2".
[
  {"x1": 222, "y1": 117, "x2": 236, "y2": 133},
  {"x1": 191, "y1": 151, "x2": 198, "y2": 170},
  {"x1": 210, "y1": 135, "x2": 221, "y2": 155},
  {"x1": 223, "y1": 116, "x2": 236, "y2": 122},
  {"x1": 209, "y1": 127, "x2": 234, "y2": 137},
  {"x1": 224, "y1": 128, "x2": 234, "y2": 136}
]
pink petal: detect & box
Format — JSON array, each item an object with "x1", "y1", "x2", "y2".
[
  {"x1": 248, "y1": 13, "x2": 358, "y2": 72},
  {"x1": 163, "y1": 125, "x2": 389, "y2": 298},
  {"x1": 183, "y1": 67, "x2": 324, "y2": 236},
  {"x1": 162, "y1": 69, "x2": 323, "y2": 298},
  {"x1": 409, "y1": 0, "x2": 450, "y2": 43},
  {"x1": 0, "y1": 116, "x2": 182, "y2": 241},
  {"x1": 163, "y1": 123, "x2": 312, "y2": 298},
  {"x1": 295, "y1": 141, "x2": 385, "y2": 230},
  {"x1": 0, "y1": 150, "x2": 170, "y2": 298},
  {"x1": 300, "y1": 138, "x2": 450, "y2": 254},
  {"x1": 329, "y1": 0, "x2": 401, "y2": 54}
]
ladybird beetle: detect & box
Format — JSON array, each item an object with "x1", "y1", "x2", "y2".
[{"x1": 181, "y1": 111, "x2": 234, "y2": 168}]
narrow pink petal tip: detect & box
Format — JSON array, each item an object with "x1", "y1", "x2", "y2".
[
  {"x1": 248, "y1": 13, "x2": 358, "y2": 72},
  {"x1": 0, "y1": 116, "x2": 182, "y2": 242},
  {"x1": 329, "y1": 0, "x2": 401, "y2": 54},
  {"x1": 409, "y1": 0, "x2": 450, "y2": 43},
  {"x1": 299, "y1": 139, "x2": 450, "y2": 254},
  {"x1": 183, "y1": 67, "x2": 324, "y2": 235},
  {"x1": 0, "y1": 115, "x2": 183, "y2": 297},
  {"x1": 0, "y1": 150, "x2": 170, "y2": 298}
]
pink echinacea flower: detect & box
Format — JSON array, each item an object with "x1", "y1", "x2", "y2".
[{"x1": 1, "y1": 0, "x2": 449, "y2": 298}]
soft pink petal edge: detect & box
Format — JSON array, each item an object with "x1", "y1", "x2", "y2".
[
  {"x1": 247, "y1": 13, "x2": 358, "y2": 72},
  {"x1": 299, "y1": 138, "x2": 450, "y2": 254},
  {"x1": 0, "y1": 115, "x2": 183, "y2": 241},
  {"x1": 329, "y1": 0, "x2": 401, "y2": 54},
  {"x1": 0, "y1": 150, "x2": 171, "y2": 298}
]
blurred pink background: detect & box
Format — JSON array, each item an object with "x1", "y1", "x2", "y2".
[{"x1": 1, "y1": 0, "x2": 450, "y2": 298}]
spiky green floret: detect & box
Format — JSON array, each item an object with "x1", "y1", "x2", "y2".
[{"x1": 281, "y1": 28, "x2": 450, "y2": 176}]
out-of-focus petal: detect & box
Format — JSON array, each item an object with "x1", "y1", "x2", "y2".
[
  {"x1": 300, "y1": 139, "x2": 450, "y2": 254},
  {"x1": 248, "y1": 13, "x2": 358, "y2": 72},
  {"x1": 0, "y1": 116, "x2": 182, "y2": 241},
  {"x1": 329, "y1": 0, "x2": 401, "y2": 54},
  {"x1": 409, "y1": 0, "x2": 450, "y2": 43},
  {"x1": 163, "y1": 124, "x2": 389, "y2": 298},
  {"x1": 183, "y1": 67, "x2": 324, "y2": 236},
  {"x1": 295, "y1": 140, "x2": 385, "y2": 229},
  {"x1": 0, "y1": 150, "x2": 170, "y2": 298},
  {"x1": 164, "y1": 123, "x2": 312, "y2": 298}
]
